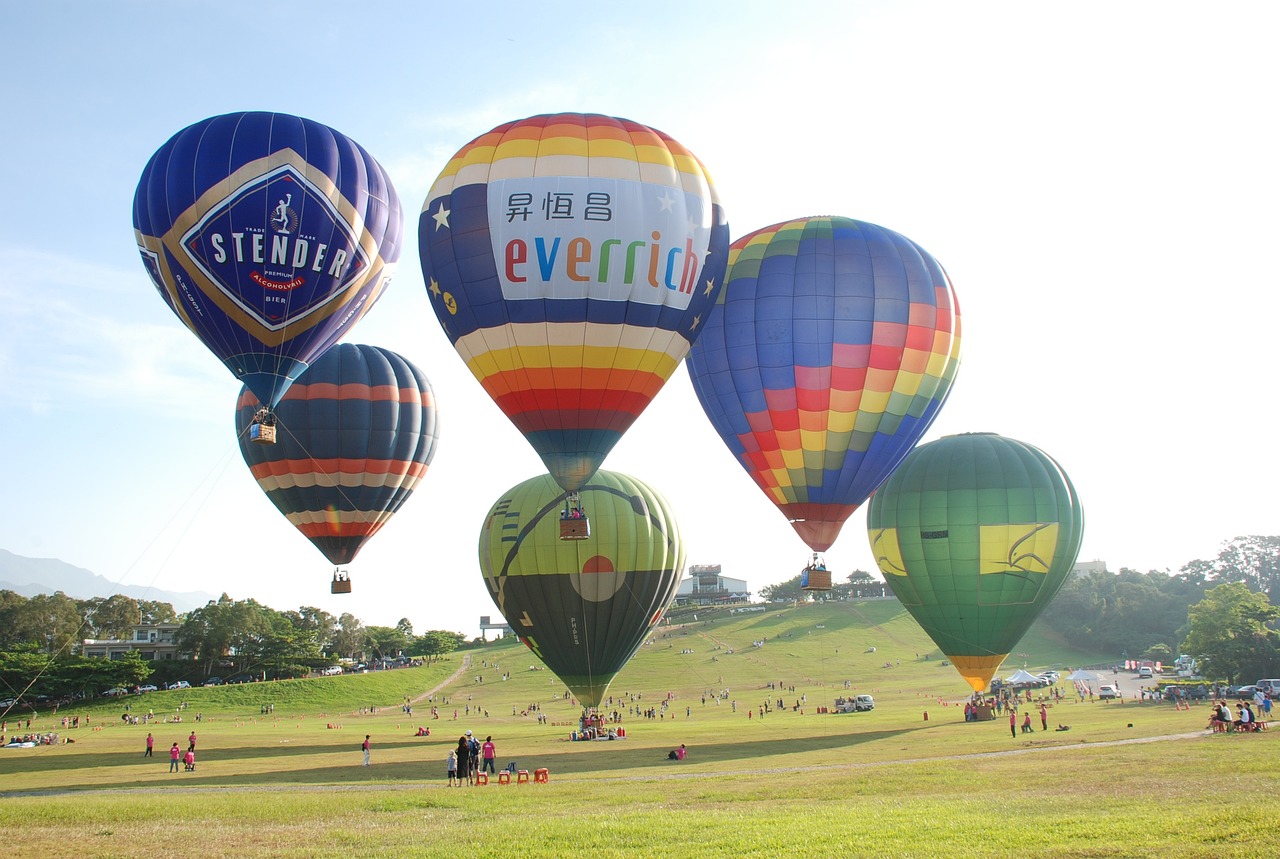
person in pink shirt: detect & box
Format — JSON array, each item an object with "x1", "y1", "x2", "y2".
[{"x1": 481, "y1": 736, "x2": 496, "y2": 774}]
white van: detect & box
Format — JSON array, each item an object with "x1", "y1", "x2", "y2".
[
  {"x1": 1137, "y1": 666, "x2": 1153, "y2": 679},
  {"x1": 1254, "y1": 679, "x2": 1280, "y2": 697}
]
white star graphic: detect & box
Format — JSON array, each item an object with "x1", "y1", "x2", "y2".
[
  {"x1": 657, "y1": 191, "x2": 676, "y2": 213},
  {"x1": 431, "y1": 201, "x2": 451, "y2": 231}
]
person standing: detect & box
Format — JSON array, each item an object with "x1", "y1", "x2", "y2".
[
  {"x1": 187, "y1": 730, "x2": 197, "y2": 753},
  {"x1": 481, "y1": 736, "x2": 496, "y2": 774},
  {"x1": 144, "y1": 733, "x2": 154, "y2": 757},
  {"x1": 169, "y1": 742, "x2": 181, "y2": 772},
  {"x1": 361, "y1": 734, "x2": 371, "y2": 766},
  {"x1": 455, "y1": 735, "x2": 471, "y2": 785},
  {"x1": 1009, "y1": 709, "x2": 1017, "y2": 738},
  {"x1": 447, "y1": 750, "x2": 458, "y2": 787},
  {"x1": 1039, "y1": 702, "x2": 1049, "y2": 732}
]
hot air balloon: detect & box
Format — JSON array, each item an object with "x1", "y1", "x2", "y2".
[
  {"x1": 866, "y1": 433, "x2": 1084, "y2": 692},
  {"x1": 134, "y1": 112, "x2": 403, "y2": 433},
  {"x1": 419, "y1": 113, "x2": 729, "y2": 534},
  {"x1": 235, "y1": 343, "x2": 439, "y2": 592},
  {"x1": 478, "y1": 470, "x2": 684, "y2": 708},
  {"x1": 686, "y1": 216, "x2": 962, "y2": 569}
]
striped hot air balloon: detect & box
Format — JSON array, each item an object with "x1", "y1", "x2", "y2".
[
  {"x1": 418, "y1": 113, "x2": 729, "y2": 491},
  {"x1": 235, "y1": 344, "x2": 439, "y2": 578}
]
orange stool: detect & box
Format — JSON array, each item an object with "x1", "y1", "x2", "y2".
[
  {"x1": 517, "y1": 769, "x2": 530, "y2": 784},
  {"x1": 534, "y1": 768, "x2": 549, "y2": 783},
  {"x1": 475, "y1": 772, "x2": 488, "y2": 785},
  {"x1": 497, "y1": 771, "x2": 510, "y2": 785}
]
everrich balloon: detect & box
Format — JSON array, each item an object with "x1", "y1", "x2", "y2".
[
  {"x1": 866, "y1": 433, "x2": 1084, "y2": 692},
  {"x1": 420, "y1": 113, "x2": 729, "y2": 491},
  {"x1": 134, "y1": 112, "x2": 403, "y2": 412},
  {"x1": 478, "y1": 471, "x2": 684, "y2": 708},
  {"x1": 235, "y1": 343, "x2": 439, "y2": 569},
  {"x1": 687, "y1": 216, "x2": 962, "y2": 552}
]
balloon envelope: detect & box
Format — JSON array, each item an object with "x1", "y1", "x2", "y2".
[
  {"x1": 135, "y1": 111, "x2": 403, "y2": 410},
  {"x1": 235, "y1": 343, "x2": 439, "y2": 567},
  {"x1": 478, "y1": 470, "x2": 684, "y2": 707},
  {"x1": 687, "y1": 216, "x2": 962, "y2": 552},
  {"x1": 866, "y1": 433, "x2": 1084, "y2": 692},
  {"x1": 420, "y1": 113, "x2": 729, "y2": 490}
]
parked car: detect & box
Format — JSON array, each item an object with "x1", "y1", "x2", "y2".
[
  {"x1": 137, "y1": 685, "x2": 158, "y2": 693},
  {"x1": 225, "y1": 674, "x2": 255, "y2": 684},
  {"x1": 169, "y1": 680, "x2": 192, "y2": 690},
  {"x1": 102, "y1": 687, "x2": 128, "y2": 697},
  {"x1": 320, "y1": 666, "x2": 344, "y2": 676},
  {"x1": 853, "y1": 694, "x2": 875, "y2": 711},
  {"x1": 1098, "y1": 684, "x2": 1120, "y2": 700},
  {"x1": 1137, "y1": 666, "x2": 1153, "y2": 679},
  {"x1": 203, "y1": 677, "x2": 222, "y2": 687},
  {"x1": 1233, "y1": 685, "x2": 1260, "y2": 699},
  {"x1": 0, "y1": 697, "x2": 18, "y2": 708}
]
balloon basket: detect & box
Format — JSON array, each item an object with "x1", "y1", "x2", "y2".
[
  {"x1": 560, "y1": 518, "x2": 590, "y2": 540},
  {"x1": 249, "y1": 422, "x2": 277, "y2": 444}
]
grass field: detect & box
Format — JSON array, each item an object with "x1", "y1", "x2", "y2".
[{"x1": 1, "y1": 600, "x2": 1275, "y2": 858}]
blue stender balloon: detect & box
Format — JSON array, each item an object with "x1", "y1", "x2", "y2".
[{"x1": 133, "y1": 112, "x2": 402, "y2": 410}]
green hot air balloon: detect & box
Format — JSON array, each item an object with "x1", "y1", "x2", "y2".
[
  {"x1": 867, "y1": 433, "x2": 1084, "y2": 692},
  {"x1": 478, "y1": 471, "x2": 685, "y2": 708}
]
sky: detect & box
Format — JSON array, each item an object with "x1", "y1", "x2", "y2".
[{"x1": 1, "y1": 1, "x2": 1277, "y2": 638}]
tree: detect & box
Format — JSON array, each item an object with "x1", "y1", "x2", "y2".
[
  {"x1": 331, "y1": 613, "x2": 366, "y2": 660},
  {"x1": 1181, "y1": 583, "x2": 1280, "y2": 684},
  {"x1": 85, "y1": 594, "x2": 141, "y2": 640},
  {"x1": 758, "y1": 574, "x2": 804, "y2": 602},
  {"x1": 137, "y1": 599, "x2": 178, "y2": 626},
  {"x1": 415, "y1": 630, "x2": 463, "y2": 665},
  {"x1": 1209, "y1": 536, "x2": 1280, "y2": 603}
]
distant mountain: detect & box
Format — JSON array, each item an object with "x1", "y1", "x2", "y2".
[{"x1": 0, "y1": 549, "x2": 216, "y2": 613}]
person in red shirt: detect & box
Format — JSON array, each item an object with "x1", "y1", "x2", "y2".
[{"x1": 169, "y1": 742, "x2": 181, "y2": 773}]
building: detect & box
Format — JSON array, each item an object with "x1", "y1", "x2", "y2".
[
  {"x1": 1072, "y1": 560, "x2": 1109, "y2": 577},
  {"x1": 81, "y1": 623, "x2": 184, "y2": 661},
  {"x1": 674, "y1": 564, "x2": 750, "y2": 606},
  {"x1": 479, "y1": 616, "x2": 515, "y2": 640}
]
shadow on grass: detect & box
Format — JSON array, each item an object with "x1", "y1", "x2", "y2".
[{"x1": 0, "y1": 724, "x2": 930, "y2": 793}]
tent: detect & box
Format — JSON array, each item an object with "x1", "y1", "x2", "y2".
[
  {"x1": 1067, "y1": 669, "x2": 1099, "y2": 682},
  {"x1": 1005, "y1": 669, "x2": 1043, "y2": 685}
]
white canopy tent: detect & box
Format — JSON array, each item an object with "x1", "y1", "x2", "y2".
[
  {"x1": 1005, "y1": 669, "x2": 1043, "y2": 685},
  {"x1": 1067, "y1": 669, "x2": 1100, "y2": 682}
]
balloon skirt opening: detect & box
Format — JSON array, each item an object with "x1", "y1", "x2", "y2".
[{"x1": 950, "y1": 654, "x2": 1008, "y2": 693}]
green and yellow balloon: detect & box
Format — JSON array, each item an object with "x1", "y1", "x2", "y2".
[
  {"x1": 867, "y1": 433, "x2": 1084, "y2": 692},
  {"x1": 478, "y1": 471, "x2": 684, "y2": 708}
]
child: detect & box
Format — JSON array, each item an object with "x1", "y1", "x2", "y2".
[
  {"x1": 183, "y1": 748, "x2": 196, "y2": 771},
  {"x1": 447, "y1": 749, "x2": 458, "y2": 786}
]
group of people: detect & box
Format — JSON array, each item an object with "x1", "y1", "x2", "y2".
[
  {"x1": 1008, "y1": 703, "x2": 1051, "y2": 737},
  {"x1": 446, "y1": 730, "x2": 497, "y2": 785},
  {"x1": 1208, "y1": 700, "x2": 1264, "y2": 732}
]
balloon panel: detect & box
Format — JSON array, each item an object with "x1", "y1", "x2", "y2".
[
  {"x1": 135, "y1": 112, "x2": 403, "y2": 409},
  {"x1": 478, "y1": 470, "x2": 684, "y2": 707},
  {"x1": 420, "y1": 113, "x2": 729, "y2": 490},
  {"x1": 687, "y1": 216, "x2": 961, "y2": 551},
  {"x1": 236, "y1": 343, "x2": 439, "y2": 566},
  {"x1": 867, "y1": 433, "x2": 1084, "y2": 691}
]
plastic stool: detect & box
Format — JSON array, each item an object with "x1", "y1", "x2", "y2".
[
  {"x1": 517, "y1": 769, "x2": 530, "y2": 784},
  {"x1": 534, "y1": 768, "x2": 549, "y2": 783},
  {"x1": 475, "y1": 772, "x2": 488, "y2": 785},
  {"x1": 497, "y1": 771, "x2": 510, "y2": 785}
]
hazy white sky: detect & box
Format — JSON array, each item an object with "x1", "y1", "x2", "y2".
[{"x1": 1, "y1": 1, "x2": 1276, "y2": 636}]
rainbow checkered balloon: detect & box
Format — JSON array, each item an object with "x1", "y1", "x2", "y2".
[
  {"x1": 418, "y1": 113, "x2": 729, "y2": 490},
  {"x1": 686, "y1": 216, "x2": 962, "y2": 551}
]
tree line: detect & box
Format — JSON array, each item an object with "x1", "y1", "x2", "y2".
[
  {"x1": 762, "y1": 536, "x2": 1280, "y2": 684},
  {"x1": 0, "y1": 590, "x2": 466, "y2": 706}
]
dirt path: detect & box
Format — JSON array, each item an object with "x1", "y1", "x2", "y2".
[{"x1": 409, "y1": 653, "x2": 470, "y2": 705}]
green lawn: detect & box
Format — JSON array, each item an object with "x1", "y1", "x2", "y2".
[{"x1": 1, "y1": 601, "x2": 1274, "y2": 857}]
